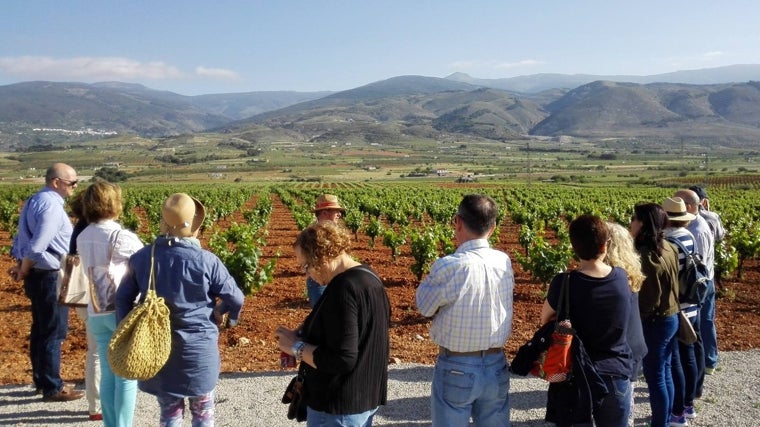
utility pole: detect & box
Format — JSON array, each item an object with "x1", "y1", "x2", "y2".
[{"x1": 526, "y1": 142, "x2": 531, "y2": 185}]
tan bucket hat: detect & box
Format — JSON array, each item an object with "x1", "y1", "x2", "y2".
[
  {"x1": 313, "y1": 194, "x2": 345, "y2": 213},
  {"x1": 160, "y1": 193, "x2": 206, "y2": 237},
  {"x1": 662, "y1": 197, "x2": 696, "y2": 221}
]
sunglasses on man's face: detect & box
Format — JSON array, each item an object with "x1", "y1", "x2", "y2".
[{"x1": 56, "y1": 177, "x2": 79, "y2": 187}]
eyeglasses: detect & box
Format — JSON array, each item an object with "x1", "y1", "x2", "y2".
[{"x1": 56, "y1": 177, "x2": 79, "y2": 187}]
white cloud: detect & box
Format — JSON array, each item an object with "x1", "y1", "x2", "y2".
[
  {"x1": 702, "y1": 51, "x2": 724, "y2": 59},
  {"x1": 0, "y1": 56, "x2": 184, "y2": 81},
  {"x1": 195, "y1": 66, "x2": 241, "y2": 80}
]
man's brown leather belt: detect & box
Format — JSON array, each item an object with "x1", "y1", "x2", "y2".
[{"x1": 439, "y1": 346, "x2": 503, "y2": 357}]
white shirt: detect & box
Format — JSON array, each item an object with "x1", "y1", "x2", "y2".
[
  {"x1": 77, "y1": 220, "x2": 144, "y2": 316},
  {"x1": 687, "y1": 215, "x2": 715, "y2": 280}
]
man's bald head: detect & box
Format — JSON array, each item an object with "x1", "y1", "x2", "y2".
[
  {"x1": 45, "y1": 163, "x2": 76, "y2": 184},
  {"x1": 674, "y1": 189, "x2": 699, "y2": 214}
]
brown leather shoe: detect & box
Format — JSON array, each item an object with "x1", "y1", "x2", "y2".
[
  {"x1": 35, "y1": 382, "x2": 76, "y2": 395},
  {"x1": 42, "y1": 385, "x2": 84, "y2": 402}
]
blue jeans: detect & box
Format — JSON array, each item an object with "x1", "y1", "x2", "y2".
[
  {"x1": 89, "y1": 313, "x2": 137, "y2": 427},
  {"x1": 575, "y1": 375, "x2": 631, "y2": 427},
  {"x1": 700, "y1": 279, "x2": 718, "y2": 369},
  {"x1": 23, "y1": 269, "x2": 68, "y2": 396},
  {"x1": 306, "y1": 406, "x2": 378, "y2": 427},
  {"x1": 431, "y1": 351, "x2": 510, "y2": 427},
  {"x1": 157, "y1": 391, "x2": 215, "y2": 427},
  {"x1": 672, "y1": 306, "x2": 701, "y2": 414},
  {"x1": 306, "y1": 277, "x2": 326, "y2": 309},
  {"x1": 642, "y1": 314, "x2": 678, "y2": 427}
]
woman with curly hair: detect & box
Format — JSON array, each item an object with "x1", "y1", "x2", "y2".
[
  {"x1": 606, "y1": 221, "x2": 647, "y2": 427},
  {"x1": 275, "y1": 221, "x2": 390, "y2": 426}
]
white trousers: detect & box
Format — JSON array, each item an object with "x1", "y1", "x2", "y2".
[{"x1": 75, "y1": 307, "x2": 101, "y2": 415}]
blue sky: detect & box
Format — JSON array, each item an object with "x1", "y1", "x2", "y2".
[{"x1": 2, "y1": 1, "x2": 760, "y2": 95}]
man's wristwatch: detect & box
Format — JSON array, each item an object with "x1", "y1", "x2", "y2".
[{"x1": 291, "y1": 341, "x2": 306, "y2": 362}]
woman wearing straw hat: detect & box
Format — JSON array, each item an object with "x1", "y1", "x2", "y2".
[
  {"x1": 662, "y1": 196, "x2": 699, "y2": 426},
  {"x1": 115, "y1": 193, "x2": 244, "y2": 427},
  {"x1": 306, "y1": 194, "x2": 346, "y2": 308}
]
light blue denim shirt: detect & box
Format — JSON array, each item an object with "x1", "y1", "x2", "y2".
[
  {"x1": 11, "y1": 186, "x2": 72, "y2": 270},
  {"x1": 115, "y1": 236, "x2": 244, "y2": 397}
]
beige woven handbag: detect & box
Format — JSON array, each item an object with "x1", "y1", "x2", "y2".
[{"x1": 107, "y1": 244, "x2": 172, "y2": 380}]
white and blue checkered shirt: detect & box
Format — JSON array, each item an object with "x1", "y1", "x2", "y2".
[{"x1": 415, "y1": 238, "x2": 514, "y2": 352}]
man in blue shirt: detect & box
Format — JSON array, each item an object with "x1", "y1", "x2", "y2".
[
  {"x1": 688, "y1": 185, "x2": 724, "y2": 380},
  {"x1": 676, "y1": 188, "x2": 717, "y2": 405},
  {"x1": 416, "y1": 194, "x2": 514, "y2": 427},
  {"x1": 9, "y1": 163, "x2": 84, "y2": 402}
]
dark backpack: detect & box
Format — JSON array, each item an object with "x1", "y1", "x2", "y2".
[{"x1": 666, "y1": 236, "x2": 709, "y2": 305}]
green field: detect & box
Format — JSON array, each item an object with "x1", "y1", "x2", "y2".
[
  {"x1": 1, "y1": 133, "x2": 759, "y2": 188},
  {"x1": 1, "y1": 176, "x2": 759, "y2": 293}
]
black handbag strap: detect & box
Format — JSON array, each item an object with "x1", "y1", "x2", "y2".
[
  {"x1": 556, "y1": 272, "x2": 571, "y2": 321},
  {"x1": 296, "y1": 360, "x2": 307, "y2": 380},
  {"x1": 353, "y1": 264, "x2": 382, "y2": 286}
]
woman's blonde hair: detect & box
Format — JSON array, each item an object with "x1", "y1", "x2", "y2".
[
  {"x1": 82, "y1": 178, "x2": 123, "y2": 223},
  {"x1": 605, "y1": 221, "x2": 646, "y2": 292},
  {"x1": 294, "y1": 221, "x2": 352, "y2": 268}
]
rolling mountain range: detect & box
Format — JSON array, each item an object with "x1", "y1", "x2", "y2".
[
  {"x1": 445, "y1": 64, "x2": 760, "y2": 93},
  {"x1": 1, "y1": 64, "x2": 760, "y2": 149}
]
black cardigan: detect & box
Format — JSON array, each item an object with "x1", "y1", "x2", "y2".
[{"x1": 301, "y1": 265, "x2": 391, "y2": 415}]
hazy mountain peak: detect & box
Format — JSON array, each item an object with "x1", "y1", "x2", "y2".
[{"x1": 444, "y1": 64, "x2": 760, "y2": 93}]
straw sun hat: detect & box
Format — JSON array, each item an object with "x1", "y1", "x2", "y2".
[
  {"x1": 313, "y1": 194, "x2": 345, "y2": 213},
  {"x1": 160, "y1": 193, "x2": 206, "y2": 237},
  {"x1": 662, "y1": 197, "x2": 696, "y2": 221}
]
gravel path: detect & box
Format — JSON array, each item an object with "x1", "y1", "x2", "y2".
[{"x1": 1, "y1": 349, "x2": 758, "y2": 426}]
